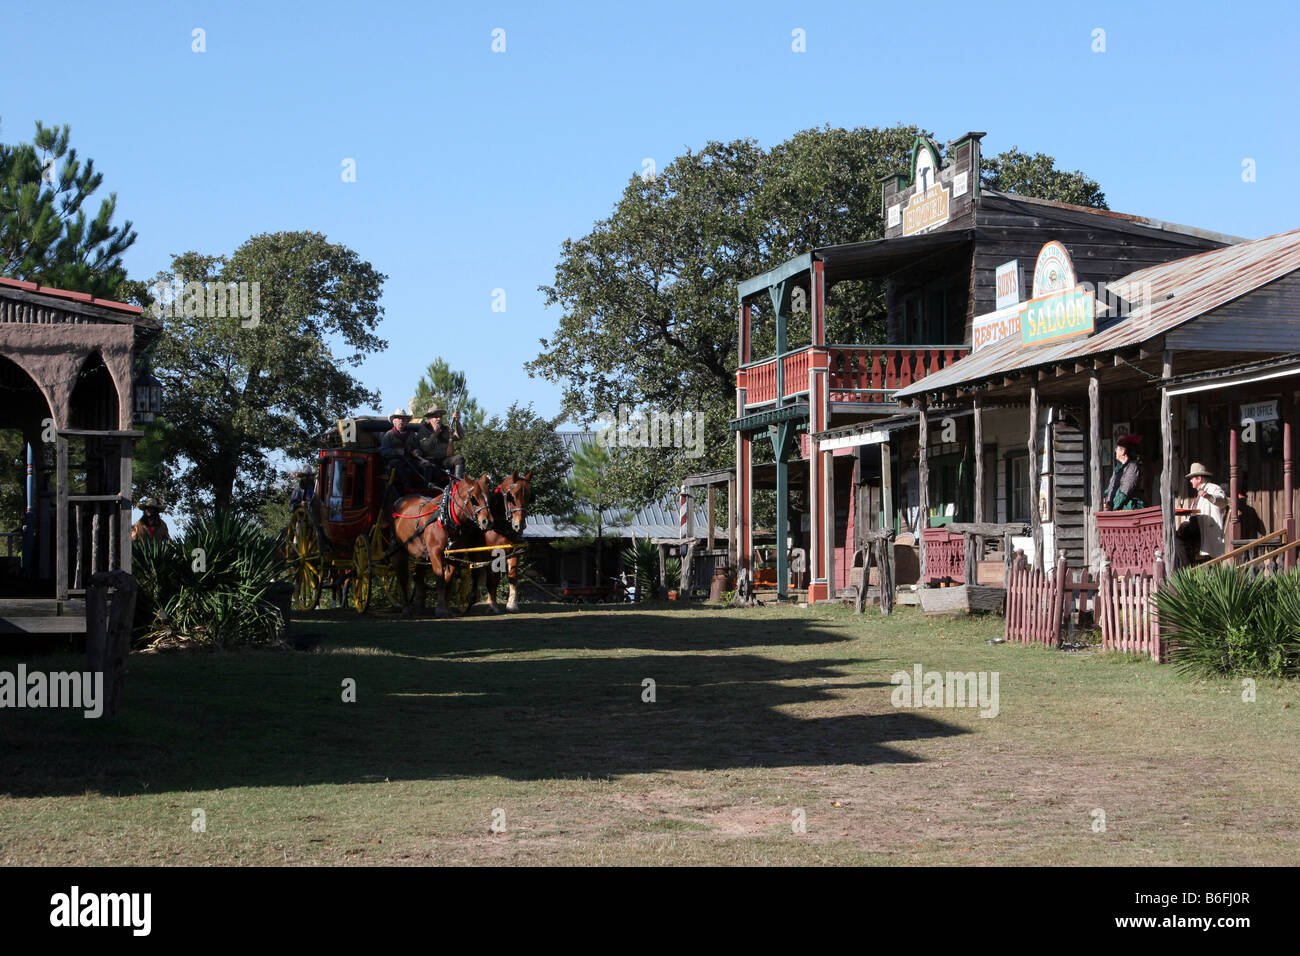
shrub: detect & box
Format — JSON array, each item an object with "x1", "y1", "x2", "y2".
[
  {"x1": 1156, "y1": 565, "x2": 1300, "y2": 679},
  {"x1": 133, "y1": 512, "x2": 286, "y2": 648},
  {"x1": 621, "y1": 538, "x2": 662, "y2": 601}
]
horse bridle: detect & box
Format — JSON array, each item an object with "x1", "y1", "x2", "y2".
[{"x1": 494, "y1": 478, "x2": 531, "y2": 529}]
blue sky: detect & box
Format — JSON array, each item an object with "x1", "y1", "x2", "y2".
[{"x1": 3, "y1": 0, "x2": 1297, "y2": 425}]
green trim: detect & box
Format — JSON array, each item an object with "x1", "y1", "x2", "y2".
[
  {"x1": 908, "y1": 136, "x2": 941, "y2": 187},
  {"x1": 729, "y1": 403, "x2": 810, "y2": 435}
]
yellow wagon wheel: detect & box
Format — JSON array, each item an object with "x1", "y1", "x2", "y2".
[
  {"x1": 351, "y1": 534, "x2": 372, "y2": 613},
  {"x1": 290, "y1": 510, "x2": 322, "y2": 611},
  {"x1": 373, "y1": 522, "x2": 409, "y2": 607},
  {"x1": 450, "y1": 564, "x2": 475, "y2": 614}
]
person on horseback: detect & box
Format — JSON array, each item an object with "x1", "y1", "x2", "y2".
[
  {"x1": 381, "y1": 408, "x2": 441, "y2": 492},
  {"x1": 417, "y1": 402, "x2": 466, "y2": 481}
]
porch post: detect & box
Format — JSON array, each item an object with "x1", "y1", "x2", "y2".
[
  {"x1": 917, "y1": 401, "x2": 930, "y2": 581},
  {"x1": 1229, "y1": 399, "x2": 1240, "y2": 547},
  {"x1": 56, "y1": 434, "x2": 68, "y2": 603},
  {"x1": 1088, "y1": 370, "x2": 1102, "y2": 569},
  {"x1": 1285, "y1": 389, "x2": 1296, "y2": 567},
  {"x1": 119, "y1": 438, "x2": 134, "y2": 575},
  {"x1": 706, "y1": 485, "x2": 716, "y2": 552},
  {"x1": 973, "y1": 396, "x2": 985, "y2": 523},
  {"x1": 880, "y1": 439, "x2": 894, "y2": 532},
  {"x1": 774, "y1": 422, "x2": 789, "y2": 600},
  {"x1": 1029, "y1": 384, "x2": 1042, "y2": 571},
  {"x1": 1161, "y1": 351, "x2": 1175, "y2": 576}
]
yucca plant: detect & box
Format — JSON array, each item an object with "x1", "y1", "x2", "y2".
[
  {"x1": 1157, "y1": 565, "x2": 1300, "y2": 679},
  {"x1": 133, "y1": 512, "x2": 285, "y2": 648},
  {"x1": 621, "y1": 537, "x2": 662, "y2": 601}
]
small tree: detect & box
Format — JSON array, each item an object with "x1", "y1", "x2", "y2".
[
  {"x1": 456, "y1": 402, "x2": 574, "y2": 517},
  {"x1": 409, "y1": 357, "x2": 487, "y2": 430},
  {"x1": 559, "y1": 439, "x2": 629, "y2": 584}
]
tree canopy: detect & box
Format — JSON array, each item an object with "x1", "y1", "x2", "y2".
[
  {"x1": 0, "y1": 119, "x2": 137, "y2": 299},
  {"x1": 144, "y1": 231, "x2": 387, "y2": 516},
  {"x1": 528, "y1": 125, "x2": 1110, "y2": 504}
]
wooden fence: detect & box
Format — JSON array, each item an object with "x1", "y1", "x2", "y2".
[
  {"x1": 1097, "y1": 555, "x2": 1166, "y2": 661},
  {"x1": 1005, "y1": 550, "x2": 1165, "y2": 660}
]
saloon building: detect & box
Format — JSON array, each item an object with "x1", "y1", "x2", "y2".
[{"x1": 723, "y1": 132, "x2": 1237, "y2": 601}]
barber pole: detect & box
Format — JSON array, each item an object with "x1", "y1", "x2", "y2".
[{"x1": 679, "y1": 489, "x2": 688, "y2": 549}]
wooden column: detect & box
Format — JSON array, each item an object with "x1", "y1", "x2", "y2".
[
  {"x1": 1160, "y1": 351, "x2": 1175, "y2": 576},
  {"x1": 880, "y1": 440, "x2": 894, "y2": 533},
  {"x1": 973, "y1": 396, "x2": 985, "y2": 523},
  {"x1": 917, "y1": 403, "x2": 930, "y2": 581},
  {"x1": 824, "y1": 447, "x2": 836, "y2": 599},
  {"x1": 726, "y1": 475, "x2": 737, "y2": 569},
  {"x1": 1028, "y1": 385, "x2": 1042, "y2": 571},
  {"x1": 1285, "y1": 389, "x2": 1295, "y2": 568},
  {"x1": 706, "y1": 485, "x2": 716, "y2": 552},
  {"x1": 1229, "y1": 399, "x2": 1241, "y2": 546},
  {"x1": 1088, "y1": 371, "x2": 1102, "y2": 568},
  {"x1": 56, "y1": 434, "x2": 68, "y2": 602},
  {"x1": 881, "y1": 439, "x2": 895, "y2": 606}
]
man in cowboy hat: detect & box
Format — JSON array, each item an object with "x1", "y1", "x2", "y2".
[
  {"x1": 1177, "y1": 462, "x2": 1229, "y2": 562},
  {"x1": 131, "y1": 497, "x2": 171, "y2": 542},
  {"x1": 380, "y1": 408, "x2": 439, "y2": 492},
  {"x1": 416, "y1": 401, "x2": 465, "y2": 481}
]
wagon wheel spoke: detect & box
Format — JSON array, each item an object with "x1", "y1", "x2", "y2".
[
  {"x1": 352, "y1": 534, "x2": 372, "y2": 613},
  {"x1": 291, "y1": 512, "x2": 322, "y2": 611}
]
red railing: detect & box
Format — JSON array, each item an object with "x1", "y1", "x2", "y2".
[
  {"x1": 922, "y1": 528, "x2": 965, "y2": 585},
  {"x1": 740, "y1": 344, "x2": 970, "y2": 410},
  {"x1": 1096, "y1": 506, "x2": 1164, "y2": 576},
  {"x1": 827, "y1": 345, "x2": 969, "y2": 404}
]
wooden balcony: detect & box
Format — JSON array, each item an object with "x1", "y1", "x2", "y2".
[{"x1": 738, "y1": 344, "x2": 970, "y2": 409}]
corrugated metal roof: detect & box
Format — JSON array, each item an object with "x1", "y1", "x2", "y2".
[
  {"x1": 524, "y1": 432, "x2": 722, "y2": 540},
  {"x1": 895, "y1": 227, "x2": 1300, "y2": 399}
]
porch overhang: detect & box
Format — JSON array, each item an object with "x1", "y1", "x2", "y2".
[{"x1": 728, "y1": 403, "x2": 810, "y2": 435}]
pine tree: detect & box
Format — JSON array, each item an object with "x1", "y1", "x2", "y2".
[
  {"x1": 0, "y1": 119, "x2": 137, "y2": 299},
  {"x1": 409, "y1": 357, "x2": 486, "y2": 430}
]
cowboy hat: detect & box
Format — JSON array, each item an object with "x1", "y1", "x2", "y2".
[
  {"x1": 422, "y1": 403, "x2": 445, "y2": 418},
  {"x1": 1186, "y1": 462, "x2": 1214, "y2": 479},
  {"x1": 389, "y1": 407, "x2": 412, "y2": 421},
  {"x1": 1116, "y1": 433, "x2": 1143, "y2": 448},
  {"x1": 138, "y1": 497, "x2": 165, "y2": 512}
]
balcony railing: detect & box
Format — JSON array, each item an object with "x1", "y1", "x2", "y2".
[{"x1": 739, "y1": 344, "x2": 970, "y2": 408}]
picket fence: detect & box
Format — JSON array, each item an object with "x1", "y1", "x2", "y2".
[{"x1": 1004, "y1": 550, "x2": 1166, "y2": 662}]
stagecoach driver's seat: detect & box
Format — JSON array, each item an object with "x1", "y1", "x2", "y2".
[
  {"x1": 380, "y1": 408, "x2": 438, "y2": 493},
  {"x1": 418, "y1": 402, "x2": 465, "y2": 481}
]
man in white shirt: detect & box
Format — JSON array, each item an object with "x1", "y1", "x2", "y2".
[{"x1": 1178, "y1": 462, "x2": 1229, "y2": 562}]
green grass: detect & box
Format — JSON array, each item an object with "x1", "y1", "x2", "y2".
[{"x1": 2, "y1": 601, "x2": 1298, "y2": 866}]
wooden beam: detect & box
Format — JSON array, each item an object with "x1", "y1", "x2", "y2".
[
  {"x1": 917, "y1": 402, "x2": 930, "y2": 580},
  {"x1": 1160, "y1": 350, "x2": 1175, "y2": 576},
  {"x1": 1139, "y1": 338, "x2": 1166, "y2": 361},
  {"x1": 880, "y1": 440, "x2": 894, "y2": 538},
  {"x1": 1088, "y1": 370, "x2": 1102, "y2": 568},
  {"x1": 1054, "y1": 365, "x2": 1068, "y2": 377},
  {"x1": 973, "y1": 397, "x2": 985, "y2": 524},
  {"x1": 1028, "y1": 385, "x2": 1042, "y2": 571}
]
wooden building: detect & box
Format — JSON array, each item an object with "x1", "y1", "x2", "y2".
[
  {"x1": 0, "y1": 278, "x2": 157, "y2": 633},
  {"x1": 728, "y1": 131, "x2": 1235, "y2": 601},
  {"x1": 892, "y1": 228, "x2": 1300, "y2": 581}
]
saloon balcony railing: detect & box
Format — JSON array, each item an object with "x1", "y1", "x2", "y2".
[{"x1": 738, "y1": 344, "x2": 971, "y2": 408}]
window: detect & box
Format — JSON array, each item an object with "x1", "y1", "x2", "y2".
[
  {"x1": 1005, "y1": 452, "x2": 1029, "y2": 523},
  {"x1": 900, "y1": 280, "x2": 948, "y2": 345}
]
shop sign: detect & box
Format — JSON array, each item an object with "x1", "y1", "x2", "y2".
[
  {"x1": 973, "y1": 308, "x2": 1021, "y2": 352},
  {"x1": 1240, "y1": 400, "x2": 1279, "y2": 423},
  {"x1": 903, "y1": 185, "x2": 950, "y2": 235},
  {"x1": 995, "y1": 260, "x2": 1020, "y2": 310},
  {"x1": 1020, "y1": 287, "x2": 1096, "y2": 346}
]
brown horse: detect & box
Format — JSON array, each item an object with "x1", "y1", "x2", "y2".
[
  {"x1": 391, "y1": 474, "x2": 493, "y2": 617},
  {"x1": 467, "y1": 470, "x2": 533, "y2": 613}
]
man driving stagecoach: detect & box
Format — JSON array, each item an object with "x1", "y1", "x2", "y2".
[
  {"x1": 380, "y1": 408, "x2": 448, "y2": 492},
  {"x1": 416, "y1": 401, "x2": 466, "y2": 481}
]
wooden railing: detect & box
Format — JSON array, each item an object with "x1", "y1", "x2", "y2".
[
  {"x1": 68, "y1": 496, "x2": 127, "y2": 597},
  {"x1": 922, "y1": 527, "x2": 965, "y2": 585},
  {"x1": 740, "y1": 344, "x2": 970, "y2": 410},
  {"x1": 826, "y1": 345, "x2": 969, "y2": 404},
  {"x1": 1097, "y1": 505, "x2": 1164, "y2": 576},
  {"x1": 1203, "y1": 529, "x2": 1300, "y2": 575}
]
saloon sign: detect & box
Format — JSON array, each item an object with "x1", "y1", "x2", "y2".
[{"x1": 1019, "y1": 241, "x2": 1096, "y2": 347}]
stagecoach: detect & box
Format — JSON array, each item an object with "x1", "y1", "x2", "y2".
[{"x1": 283, "y1": 416, "x2": 527, "y2": 615}]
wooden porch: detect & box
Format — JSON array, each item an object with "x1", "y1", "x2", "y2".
[{"x1": 0, "y1": 598, "x2": 87, "y2": 634}]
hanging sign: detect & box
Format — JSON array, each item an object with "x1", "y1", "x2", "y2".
[
  {"x1": 995, "y1": 260, "x2": 1020, "y2": 310},
  {"x1": 1240, "y1": 400, "x2": 1279, "y2": 423},
  {"x1": 1019, "y1": 241, "x2": 1095, "y2": 346},
  {"x1": 972, "y1": 306, "x2": 1021, "y2": 352}
]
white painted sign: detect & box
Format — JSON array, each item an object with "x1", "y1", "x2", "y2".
[
  {"x1": 953, "y1": 171, "x2": 968, "y2": 198},
  {"x1": 972, "y1": 304, "x2": 1021, "y2": 352},
  {"x1": 887, "y1": 203, "x2": 901, "y2": 228},
  {"x1": 995, "y1": 260, "x2": 1020, "y2": 310},
  {"x1": 1241, "y1": 400, "x2": 1279, "y2": 423}
]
